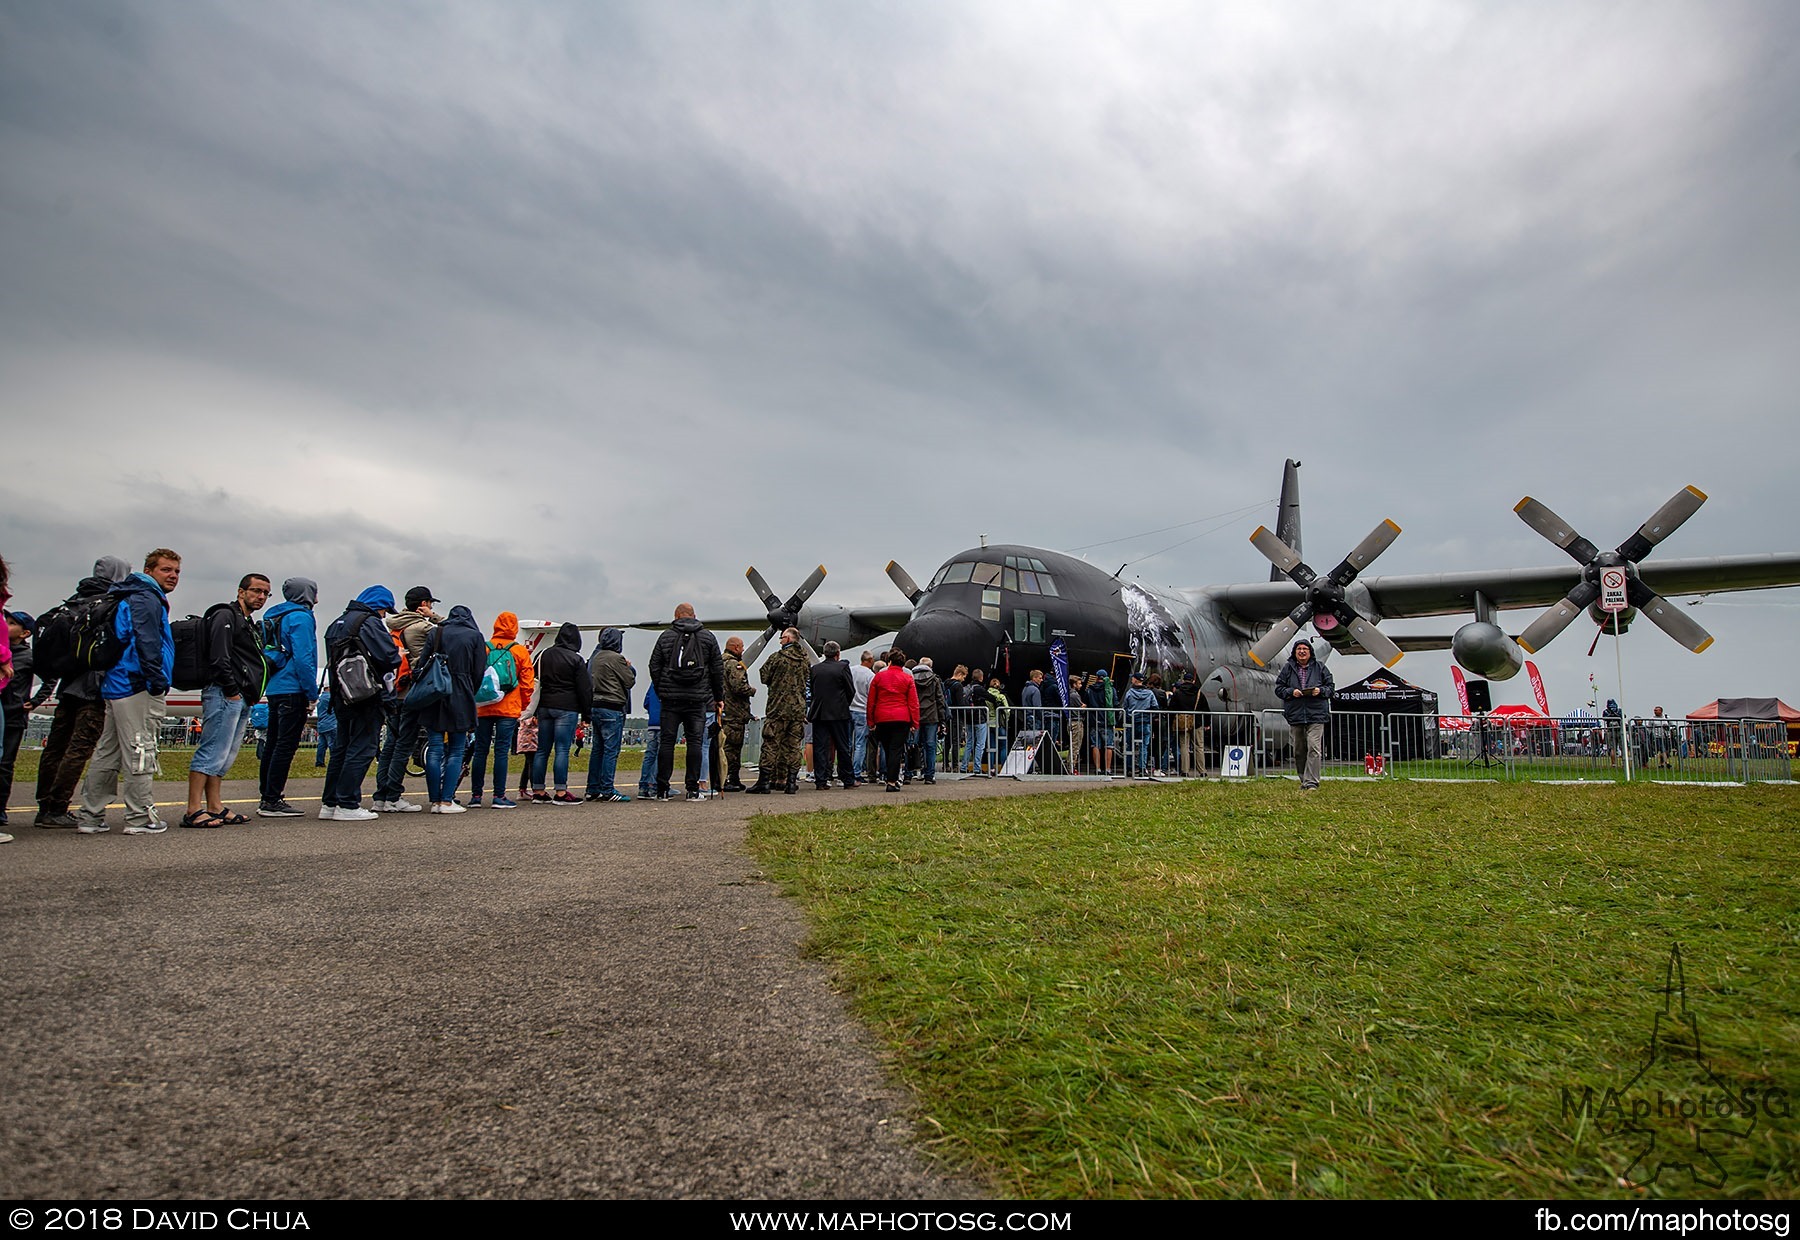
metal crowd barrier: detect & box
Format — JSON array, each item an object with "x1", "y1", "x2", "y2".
[{"x1": 1298, "y1": 713, "x2": 1795, "y2": 784}]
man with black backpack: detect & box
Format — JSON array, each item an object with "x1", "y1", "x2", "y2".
[
  {"x1": 648, "y1": 602, "x2": 724, "y2": 801},
  {"x1": 29, "y1": 555, "x2": 132, "y2": 828},
  {"x1": 75, "y1": 549, "x2": 181, "y2": 836},
  {"x1": 179, "y1": 574, "x2": 270, "y2": 828},
  {"x1": 319, "y1": 586, "x2": 402, "y2": 822}
]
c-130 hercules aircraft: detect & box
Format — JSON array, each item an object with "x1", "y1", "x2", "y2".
[{"x1": 622, "y1": 461, "x2": 1800, "y2": 716}]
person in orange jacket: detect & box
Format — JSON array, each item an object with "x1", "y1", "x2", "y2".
[{"x1": 468, "y1": 611, "x2": 535, "y2": 808}]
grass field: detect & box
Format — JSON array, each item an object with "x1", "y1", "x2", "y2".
[{"x1": 749, "y1": 780, "x2": 1799, "y2": 1199}]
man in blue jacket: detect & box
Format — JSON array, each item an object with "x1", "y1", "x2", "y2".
[
  {"x1": 257, "y1": 578, "x2": 320, "y2": 818},
  {"x1": 320, "y1": 586, "x2": 402, "y2": 821},
  {"x1": 75, "y1": 549, "x2": 181, "y2": 835}
]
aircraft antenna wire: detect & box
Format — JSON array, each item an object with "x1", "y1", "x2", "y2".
[
  {"x1": 1113, "y1": 502, "x2": 1275, "y2": 574},
  {"x1": 1065, "y1": 499, "x2": 1272, "y2": 554}
]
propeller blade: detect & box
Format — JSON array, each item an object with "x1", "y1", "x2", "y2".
[
  {"x1": 745, "y1": 567, "x2": 781, "y2": 612},
  {"x1": 1626, "y1": 579, "x2": 1714, "y2": 653},
  {"x1": 741, "y1": 627, "x2": 776, "y2": 665},
  {"x1": 1516, "y1": 581, "x2": 1600, "y2": 654},
  {"x1": 1328, "y1": 519, "x2": 1402, "y2": 586},
  {"x1": 1514, "y1": 498, "x2": 1601, "y2": 565},
  {"x1": 1247, "y1": 616, "x2": 1302, "y2": 668},
  {"x1": 1249, "y1": 526, "x2": 1315, "y2": 585},
  {"x1": 1346, "y1": 615, "x2": 1404, "y2": 668},
  {"x1": 1617, "y1": 485, "x2": 1707, "y2": 562},
  {"x1": 783, "y1": 564, "x2": 828, "y2": 612},
  {"x1": 886, "y1": 560, "x2": 924, "y2": 604}
]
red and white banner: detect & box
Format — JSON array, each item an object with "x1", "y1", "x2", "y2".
[
  {"x1": 1450, "y1": 666, "x2": 1470, "y2": 715},
  {"x1": 1524, "y1": 660, "x2": 1550, "y2": 716}
]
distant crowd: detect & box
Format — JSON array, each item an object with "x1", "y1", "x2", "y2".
[{"x1": 0, "y1": 549, "x2": 1228, "y2": 843}]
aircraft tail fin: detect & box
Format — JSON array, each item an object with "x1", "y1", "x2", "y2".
[{"x1": 1272, "y1": 459, "x2": 1302, "y2": 583}]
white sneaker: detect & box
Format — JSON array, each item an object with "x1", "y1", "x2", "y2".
[
  {"x1": 387, "y1": 798, "x2": 423, "y2": 813},
  {"x1": 123, "y1": 819, "x2": 169, "y2": 835},
  {"x1": 318, "y1": 806, "x2": 338, "y2": 820},
  {"x1": 334, "y1": 807, "x2": 378, "y2": 821},
  {"x1": 430, "y1": 802, "x2": 467, "y2": 814},
  {"x1": 369, "y1": 800, "x2": 393, "y2": 812},
  {"x1": 0, "y1": 831, "x2": 12, "y2": 844},
  {"x1": 76, "y1": 821, "x2": 111, "y2": 834}
]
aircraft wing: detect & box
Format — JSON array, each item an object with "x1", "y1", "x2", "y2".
[
  {"x1": 1215, "y1": 553, "x2": 1800, "y2": 625},
  {"x1": 616, "y1": 603, "x2": 915, "y2": 635},
  {"x1": 1357, "y1": 554, "x2": 1800, "y2": 620},
  {"x1": 844, "y1": 604, "x2": 913, "y2": 633}
]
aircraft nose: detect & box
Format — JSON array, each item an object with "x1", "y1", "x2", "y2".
[{"x1": 894, "y1": 608, "x2": 996, "y2": 674}]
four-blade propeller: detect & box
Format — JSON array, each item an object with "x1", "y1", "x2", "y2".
[
  {"x1": 1247, "y1": 519, "x2": 1405, "y2": 669},
  {"x1": 1513, "y1": 486, "x2": 1714, "y2": 655},
  {"x1": 741, "y1": 564, "x2": 827, "y2": 663}
]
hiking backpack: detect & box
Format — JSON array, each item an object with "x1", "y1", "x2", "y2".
[
  {"x1": 170, "y1": 613, "x2": 213, "y2": 691},
  {"x1": 33, "y1": 592, "x2": 128, "y2": 681}
]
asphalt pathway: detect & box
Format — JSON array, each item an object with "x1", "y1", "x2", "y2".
[{"x1": 0, "y1": 771, "x2": 1122, "y2": 1200}]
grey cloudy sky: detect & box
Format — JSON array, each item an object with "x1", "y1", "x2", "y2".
[{"x1": 3, "y1": 0, "x2": 1797, "y2": 714}]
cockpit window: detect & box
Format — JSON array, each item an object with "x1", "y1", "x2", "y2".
[{"x1": 936, "y1": 558, "x2": 1057, "y2": 595}]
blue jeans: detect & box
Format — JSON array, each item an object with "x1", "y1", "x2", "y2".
[
  {"x1": 850, "y1": 711, "x2": 868, "y2": 776},
  {"x1": 1132, "y1": 718, "x2": 1154, "y2": 774},
  {"x1": 585, "y1": 708, "x2": 626, "y2": 796},
  {"x1": 963, "y1": 721, "x2": 989, "y2": 772},
  {"x1": 530, "y1": 708, "x2": 579, "y2": 791},
  {"x1": 916, "y1": 722, "x2": 939, "y2": 781},
  {"x1": 700, "y1": 710, "x2": 716, "y2": 786},
  {"x1": 192, "y1": 685, "x2": 250, "y2": 777},
  {"x1": 424, "y1": 730, "x2": 468, "y2": 803},
  {"x1": 470, "y1": 716, "x2": 518, "y2": 798},
  {"x1": 639, "y1": 728, "x2": 659, "y2": 794}
]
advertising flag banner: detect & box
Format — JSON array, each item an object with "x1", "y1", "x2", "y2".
[{"x1": 1525, "y1": 660, "x2": 1551, "y2": 715}]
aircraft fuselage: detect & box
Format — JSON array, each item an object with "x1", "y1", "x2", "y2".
[{"x1": 890, "y1": 543, "x2": 1283, "y2": 713}]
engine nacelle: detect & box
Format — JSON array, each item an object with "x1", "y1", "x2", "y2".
[
  {"x1": 1587, "y1": 602, "x2": 1635, "y2": 633},
  {"x1": 1452, "y1": 621, "x2": 1525, "y2": 681}
]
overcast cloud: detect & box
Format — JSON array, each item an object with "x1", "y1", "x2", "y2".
[{"x1": 3, "y1": 0, "x2": 1797, "y2": 713}]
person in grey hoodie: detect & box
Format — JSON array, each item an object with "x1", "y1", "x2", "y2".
[
  {"x1": 583, "y1": 627, "x2": 636, "y2": 802},
  {"x1": 30, "y1": 555, "x2": 131, "y2": 827}
]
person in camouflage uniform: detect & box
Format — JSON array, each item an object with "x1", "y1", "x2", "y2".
[
  {"x1": 719, "y1": 634, "x2": 756, "y2": 791},
  {"x1": 749, "y1": 627, "x2": 808, "y2": 794}
]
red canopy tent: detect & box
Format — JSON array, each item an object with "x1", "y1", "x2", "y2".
[{"x1": 1687, "y1": 698, "x2": 1800, "y2": 748}]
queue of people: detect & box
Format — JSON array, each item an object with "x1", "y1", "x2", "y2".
[{"x1": 0, "y1": 549, "x2": 1225, "y2": 841}]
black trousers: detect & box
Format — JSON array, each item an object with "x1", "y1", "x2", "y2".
[
  {"x1": 811, "y1": 717, "x2": 855, "y2": 786},
  {"x1": 259, "y1": 692, "x2": 309, "y2": 803},
  {"x1": 324, "y1": 705, "x2": 382, "y2": 809},
  {"x1": 876, "y1": 720, "x2": 911, "y2": 786},
  {"x1": 656, "y1": 703, "x2": 706, "y2": 794}
]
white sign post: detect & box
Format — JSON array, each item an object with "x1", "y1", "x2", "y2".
[
  {"x1": 1598, "y1": 567, "x2": 1631, "y2": 780},
  {"x1": 1599, "y1": 567, "x2": 1628, "y2": 613}
]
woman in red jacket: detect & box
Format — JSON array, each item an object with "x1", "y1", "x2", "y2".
[{"x1": 865, "y1": 648, "x2": 920, "y2": 792}]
